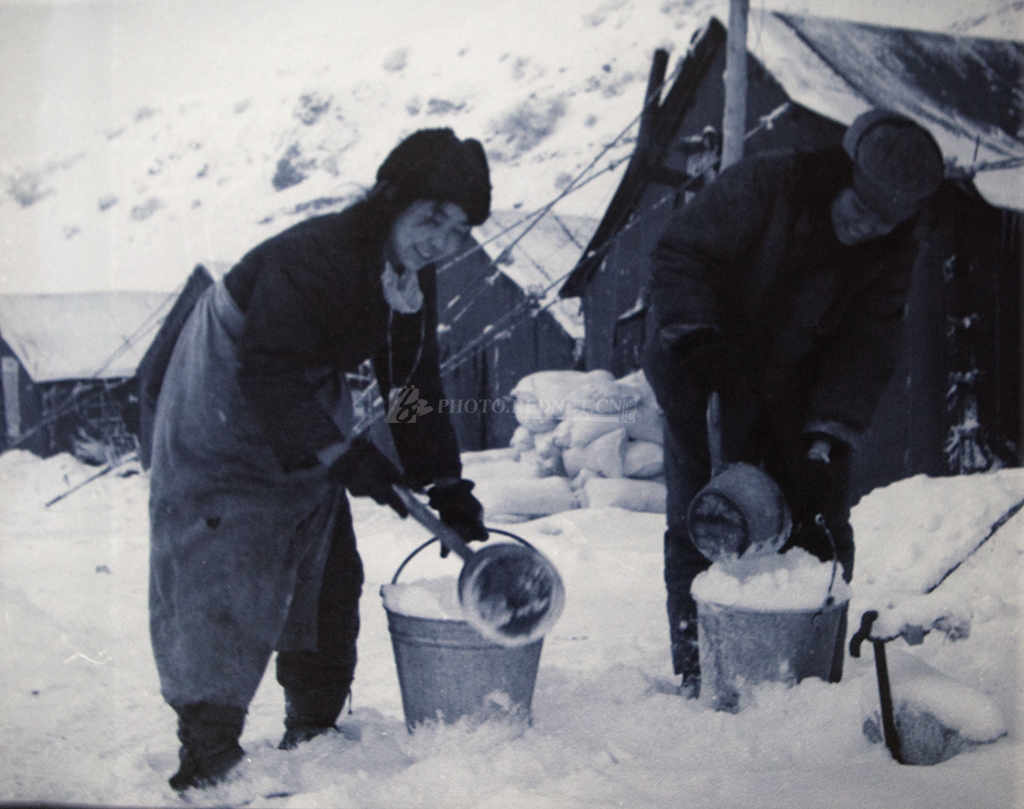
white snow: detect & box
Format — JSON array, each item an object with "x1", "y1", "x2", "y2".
[
  {"x1": 1, "y1": 448, "x2": 1023, "y2": 807},
  {"x1": 381, "y1": 576, "x2": 463, "y2": 621},
  {"x1": 691, "y1": 547, "x2": 852, "y2": 611},
  {"x1": 2, "y1": 0, "x2": 1023, "y2": 805}
]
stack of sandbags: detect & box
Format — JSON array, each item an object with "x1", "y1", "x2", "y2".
[{"x1": 502, "y1": 368, "x2": 667, "y2": 515}]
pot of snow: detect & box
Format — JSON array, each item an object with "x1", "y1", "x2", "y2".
[
  {"x1": 381, "y1": 533, "x2": 547, "y2": 732},
  {"x1": 691, "y1": 549, "x2": 851, "y2": 713},
  {"x1": 687, "y1": 462, "x2": 792, "y2": 563}
]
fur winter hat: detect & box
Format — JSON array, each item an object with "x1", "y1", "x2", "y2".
[
  {"x1": 843, "y1": 109, "x2": 944, "y2": 223},
  {"x1": 375, "y1": 128, "x2": 491, "y2": 225}
]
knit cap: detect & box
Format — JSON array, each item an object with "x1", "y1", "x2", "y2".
[
  {"x1": 376, "y1": 128, "x2": 491, "y2": 225},
  {"x1": 843, "y1": 109, "x2": 944, "y2": 223}
]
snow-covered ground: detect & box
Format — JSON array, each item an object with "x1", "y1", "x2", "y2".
[{"x1": 1, "y1": 449, "x2": 1021, "y2": 808}]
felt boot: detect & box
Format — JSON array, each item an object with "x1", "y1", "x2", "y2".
[
  {"x1": 278, "y1": 684, "x2": 350, "y2": 751},
  {"x1": 169, "y1": 702, "x2": 246, "y2": 791}
]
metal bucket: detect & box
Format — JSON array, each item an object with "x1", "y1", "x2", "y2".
[
  {"x1": 696, "y1": 597, "x2": 848, "y2": 712},
  {"x1": 382, "y1": 533, "x2": 544, "y2": 731}
]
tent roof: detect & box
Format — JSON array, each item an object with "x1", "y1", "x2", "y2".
[
  {"x1": 560, "y1": 12, "x2": 1024, "y2": 298},
  {"x1": 0, "y1": 290, "x2": 174, "y2": 382},
  {"x1": 760, "y1": 12, "x2": 1024, "y2": 211},
  {"x1": 473, "y1": 209, "x2": 597, "y2": 339}
]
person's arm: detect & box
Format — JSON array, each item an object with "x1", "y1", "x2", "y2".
[{"x1": 649, "y1": 154, "x2": 781, "y2": 344}]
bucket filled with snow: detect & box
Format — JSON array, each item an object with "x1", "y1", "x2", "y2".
[
  {"x1": 692, "y1": 548, "x2": 851, "y2": 712},
  {"x1": 381, "y1": 537, "x2": 544, "y2": 732}
]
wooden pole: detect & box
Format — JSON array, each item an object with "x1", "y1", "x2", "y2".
[{"x1": 721, "y1": 0, "x2": 749, "y2": 170}]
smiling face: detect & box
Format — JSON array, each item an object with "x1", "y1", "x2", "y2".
[
  {"x1": 387, "y1": 200, "x2": 471, "y2": 273},
  {"x1": 830, "y1": 187, "x2": 907, "y2": 246}
]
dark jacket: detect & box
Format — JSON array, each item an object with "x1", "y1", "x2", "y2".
[
  {"x1": 646, "y1": 148, "x2": 918, "y2": 449},
  {"x1": 224, "y1": 206, "x2": 461, "y2": 487}
]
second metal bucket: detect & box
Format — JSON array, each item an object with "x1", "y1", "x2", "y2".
[
  {"x1": 382, "y1": 533, "x2": 544, "y2": 732},
  {"x1": 696, "y1": 597, "x2": 848, "y2": 713}
]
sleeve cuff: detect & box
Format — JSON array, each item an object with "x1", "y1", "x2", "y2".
[{"x1": 803, "y1": 420, "x2": 860, "y2": 451}]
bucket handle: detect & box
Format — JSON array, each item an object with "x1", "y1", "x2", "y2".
[
  {"x1": 813, "y1": 514, "x2": 840, "y2": 607},
  {"x1": 391, "y1": 528, "x2": 542, "y2": 585}
]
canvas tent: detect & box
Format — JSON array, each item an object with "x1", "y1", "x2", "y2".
[
  {"x1": 559, "y1": 12, "x2": 1023, "y2": 497},
  {"x1": 431, "y1": 210, "x2": 594, "y2": 450},
  {"x1": 0, "y1": 289, "x2": 176, "y2": 460}
]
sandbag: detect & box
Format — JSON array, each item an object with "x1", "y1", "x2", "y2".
[
  {"x1": 552, "y1": 413, "x2": 624, "y2": 448},
  {"x1": 464, "y1": 458, "x2": 541, "y2": 482},
  {"x1": 582, "y1": 428, "x2": 628, "y2": 478},
  {"x1": 570, "y1": 372, "x2": 639, "y2": 415},
  {"x1": 562, "y1": 446, "x2": 586, "y2": 478},
  {"x1": 510, "y1": 370, "x2": 589, "y2": 419},
  {"x1": 513, "y1": 398, "x2": 560, "y2": 434},
  {"x1": 533, "y1": 429, "x2": 564, "y2": 460},
  {"x1": 617, "y1": 369, "x2": 658, "y2": 409},
  {"x1": 623, "y1": 440, "x2": 663, "y2": 478},
  {"x1": 581, "y1": 477, "x2": 667, "y2": 513},
  {"x1": 461, "y1": 447, "x2": 520, "y2": 466},
  {"x1": 474, "y1": 476, "x2": 578, "y2": 518},
  {"x1": 625, "y1": 401, "x2": 665, "y2": 445},
  {"x1": 509, "y1": 425, "x2": 536, "y2": 452}
]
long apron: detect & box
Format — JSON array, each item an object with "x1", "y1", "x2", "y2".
[{"x1": 148, "y1": 280, "x2": 344, "y2": 709}]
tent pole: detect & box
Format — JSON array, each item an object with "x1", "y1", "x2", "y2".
[{"x1": 721, "y1": 0, "x2": 749, "y2": 170}]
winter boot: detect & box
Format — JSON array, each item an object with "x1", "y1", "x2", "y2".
[
  {"x1": 169, "y1": 702, "x2": 246, "y2": 791},
  {"x1": 278, "y1": 684, "x2": 350, "y2": 751}
]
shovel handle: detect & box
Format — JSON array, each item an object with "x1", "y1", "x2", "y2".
[
  {"x1": 707, "y1": 391, "x2": 725, "y2": 477},
  {"x1": 391, "y1": 484, "x2": 474, "y2": 563}
]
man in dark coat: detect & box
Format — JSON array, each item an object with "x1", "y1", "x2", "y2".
[
  {"x1": 642, "y1": 109, "x2": 945, "y2": 695},
  {"x1": 149, "y1": 129, "x2": 493, "y2": 790}
]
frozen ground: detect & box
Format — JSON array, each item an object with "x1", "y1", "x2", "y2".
[{"x1": 0, "y1": 449, "x2": 1021, "y2": 808}]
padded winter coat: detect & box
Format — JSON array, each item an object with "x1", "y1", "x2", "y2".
[
  {"x1": 149, "y1": 206, "x2": 462, "y2": 709},
  {"x1": 646, "y1": 148, "x2": 919, "y2": 450}
]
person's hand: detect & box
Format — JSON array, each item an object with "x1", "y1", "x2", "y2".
[
  {"x1": 327, "y1": 436, "x2": 409, "y2": 518},
  {"x1": 428, "y1": 479, "x2": 488, "y2": 557}
]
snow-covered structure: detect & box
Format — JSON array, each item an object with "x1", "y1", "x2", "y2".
[
  {"x1": 559, "y1": 13, "x2": 1023, "y2": 498},
  {"x1": 0, "y1": 289, "x2": 174, "y2": 459},
  {"x1": 433, "y1": 210, "x2": 596, "y2": 450}
]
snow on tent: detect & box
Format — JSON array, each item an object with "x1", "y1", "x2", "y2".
[
  {"x1": 0, "y1": 288, "x2": 175, "y2": 461},
  {"x1": 558, "y1": 12, "x2": 1023, "y2": 501}
]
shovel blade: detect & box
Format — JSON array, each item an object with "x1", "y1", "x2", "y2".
[{"x1": 458, "y1": 543, "x2": 566, "y2": 646}]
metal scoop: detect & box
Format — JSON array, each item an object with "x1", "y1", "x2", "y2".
[
  {"x1": 687, "y1": 392, "x2": 792, "y2": 564},
  {"x1": 392, "y1": 485, "x2": 566, "y2": 647}
]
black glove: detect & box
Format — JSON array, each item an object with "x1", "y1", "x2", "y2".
[
  {"x1": 428, "y1": 479, "x2": 488, "y2": 557},
  {"x1": 328, "y1": 436, "x2": 409, "y2": 518}
]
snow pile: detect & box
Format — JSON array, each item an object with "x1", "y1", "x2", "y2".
[
  {"x1": 849, "y1": 469, "x2": 1024, "y2": 643},
  {"x1": 470, "y1": 368, "x2": 667, "y2": 520},
  {"x1": 381, "y1": 576, "x2": 463, "y2": 620},
  {"x1": 861, "y1": 649, "x2": 1008, "y2": 765},
  {"x1": 691, "y1": 547, "x2": 852, "y2": 611}
]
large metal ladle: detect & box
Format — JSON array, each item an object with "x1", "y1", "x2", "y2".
[{"x1": 392, "y1": 485, "x2": 566, "y2": 647}]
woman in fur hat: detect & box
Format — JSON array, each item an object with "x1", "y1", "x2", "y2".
[{"x1": 148, "y1": 129, "x2": 492, "y2": 791}]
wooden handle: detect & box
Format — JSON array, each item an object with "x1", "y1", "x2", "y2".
[
  {"x1": 391, "y1": 484, "x2": 474, "y2": 562},
  {"x1": 707, "y1": 390, "x2": 725, "y2": 477}
]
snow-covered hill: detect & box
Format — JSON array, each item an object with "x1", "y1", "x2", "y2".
[{"x1": 2, "y1": 0, "x2": 1020, "y2": 295}]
